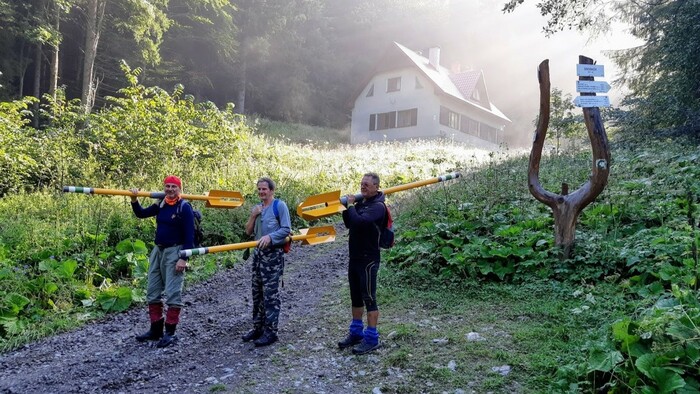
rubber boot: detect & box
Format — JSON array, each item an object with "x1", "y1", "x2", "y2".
[
  {"x1": 156, "y1": 323, "x2": 178, "y2": 348},
  {"x1": 135, "y1": 318, "x2": 164, "y2": 342}
]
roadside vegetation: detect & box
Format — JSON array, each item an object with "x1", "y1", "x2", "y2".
[
  {"x1": 375, "y1": 139, "x2": 700, "y2": 393},
  {"x1": 2, "y1": 67, "x2": 699, "y2": 392}
]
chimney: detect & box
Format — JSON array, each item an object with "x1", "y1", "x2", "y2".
[{"x1": 428, "y1": 47, "x2": 441, "y2": 69}]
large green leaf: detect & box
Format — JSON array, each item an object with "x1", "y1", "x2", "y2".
[
  {"x1": 648, "y1": 367, "x2": 686, "y2": 394},
  {"x1": 116, "y1": 239, "x2": 149, "y2": 254},
  {"x1": 635, "y1": 353, "x2": 658, "y2": 379},
  {"x1": 5, "y1": 293, "x2": 30, "y2": 315},
  {"x1": 612, "y1": 319, "x2": 640, "y2": 351},
  {"x1": 56, "y1": 259, "x2": 78, "y2": 280},
  {"x1": 587, "y1": 348, "x2": 623, "y2": 372},
  {"x1": 0, "y1": 316, "x2": 27, "y2": 335},
  {"x1": 96, "y1": 287, "x2": 133, "y2": 312}
]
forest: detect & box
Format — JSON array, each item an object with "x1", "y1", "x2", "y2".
[{"x1": 1, "y1": 0, "x2": 697, "y2": 136}]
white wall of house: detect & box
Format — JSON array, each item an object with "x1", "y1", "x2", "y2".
[
  {"x1": 351, "y1": 68, "x2": 439, "y2": 144},
  {"x1": 350, "y1": 68, "x2": 505, "y2": 150}
]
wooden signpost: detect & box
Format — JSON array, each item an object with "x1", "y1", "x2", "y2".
[{"x1": 529, "y1": 56, "x2": 611, "y2": 258}]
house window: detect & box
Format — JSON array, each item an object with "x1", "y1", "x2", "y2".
[
  {"x1": 460, "y1": 115, "x2": 479, "y2": 135},
  {"x1": 481, "y1": 124, "x2": 499, "y2": 143},
  {"x1": 439, "y1": 106, "x2": 460, "y2": 130},
  {"x1": 366, "y1": 84, "x2": 374, "y2": 97},
  {"x1": 377, "y1": 111, "x2": 397, "y2": 130},
  {"x1": 415, "y1": 77, "x2": 423, "y2": 89},
  {"x1": 387, "y1": 77, "x2": 401, "y2": 92},
  {"x1": 397, "y1": 108, "x2": 418, "y2": 127},
  {"x1": 369, "y1": 108, "x2": 418, "y2": 131}
]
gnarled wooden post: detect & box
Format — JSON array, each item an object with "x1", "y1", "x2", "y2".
[{"x1": 528, "y1": 57, "x2": 611, "y2": 259}]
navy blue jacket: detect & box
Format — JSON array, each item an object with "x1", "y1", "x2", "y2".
[
  {"x1": 131, "y1": 200, "x2": 195, "y2": 258},
  {"x1": 342, "y1": 192, "x2": 386, "y2": 261}
]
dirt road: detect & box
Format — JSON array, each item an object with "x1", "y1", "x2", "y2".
[{"x1": 0, "y1": 225, "x2": 384, "y2": 394}]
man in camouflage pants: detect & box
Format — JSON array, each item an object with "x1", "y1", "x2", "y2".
[{"x1": 242, "y1": 177, "x2": 291, "y2": 347}]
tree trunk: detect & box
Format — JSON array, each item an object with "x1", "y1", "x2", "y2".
[
  {"x1": 528, "y1": 57, "x2": 611, "y2": 259},
  {"x1": 33, "y1": 41, "x2": 42, "y2": 127},
  {"x1": 235, "y1": 55, "x2": 247, "y2": 114},
  {"x1": 81, "y1": 0, "x2": 106, "y2": 113},
  {"x1": 48, "y1": 1, "x2": 60, "y2": 101}
]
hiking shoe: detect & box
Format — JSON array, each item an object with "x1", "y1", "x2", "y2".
[
  {"x1": 242, "y1": 328, "x2": 264, "y2": 342},
  {"x1": 337, "y1": 334, "x2": 363, "y2": 349},
  {"x1": 156, "y1": 332, "x2": 178, "y2": 348},
  {"x1": 352, "y1": 339, "x2": 381, "y2": 355},
  {"x1": 253, "y1": 331, "x2": 278, "y2": 347}
]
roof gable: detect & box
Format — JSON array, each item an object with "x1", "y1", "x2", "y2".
[{"x1": 352, "y1": 42, "x2": 510, "y2": 123}]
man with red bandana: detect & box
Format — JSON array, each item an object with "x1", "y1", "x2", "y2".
[{"x1": 130, "y1": 175, "x2": 195, "y2": 348}]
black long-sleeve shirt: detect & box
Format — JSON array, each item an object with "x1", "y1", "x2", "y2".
[{"x1": 342, "y1": 192, "x2": 386, "y2": 261}]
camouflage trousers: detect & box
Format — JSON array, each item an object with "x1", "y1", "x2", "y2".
[{"x1": 251, "y1": 247, "x2": 285, "y2": 334}]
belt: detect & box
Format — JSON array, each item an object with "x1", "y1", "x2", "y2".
[{"x1": 157, "y1": 243, "x2": 179, "y2": 250}]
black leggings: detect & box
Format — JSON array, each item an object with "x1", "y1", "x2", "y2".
[{"x1": 348, "y1": 258, "x2": 379, "y2": 312}]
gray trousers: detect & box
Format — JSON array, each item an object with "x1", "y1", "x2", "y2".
[{"x1": 147, "y1": 245, "x2": 185, "y2": 306}]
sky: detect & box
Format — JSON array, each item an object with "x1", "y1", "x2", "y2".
[{"x1": 441, "y1": 0, "x2": 644, "y2": 146}]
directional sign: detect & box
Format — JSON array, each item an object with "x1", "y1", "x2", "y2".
[
  {"x1": 573, "y1": 95, "x2": 610, "y2": 108},
  {"x1": 576, "y1": 80, "x2": 611, "y2": 93},
  {"x1": 576, "y1": 64, "x2": 604, "y2": 77}
]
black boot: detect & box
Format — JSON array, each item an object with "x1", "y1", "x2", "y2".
[
  {"x1": 242, "y1": 327, "x2": 264, "y2": 342},
  {"x1": 156, "y1": 323, "x2": 178, "y2": 348},
  {"x1": 136, "y1": 318, "x2": 164, "y2": 342},
  {"x1": 253, "y1": 330, "x2": 278, "y2": 347},
  {"x1": 337, "y1": 333, "x2": 363, "y2": 349}
]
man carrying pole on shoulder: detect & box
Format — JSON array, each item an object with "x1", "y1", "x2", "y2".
[
  {"x1": 130, "y1": 175, "x2": 194, "y2": 348},
  {"x1": 339, "y1": 172, "x2": 385, "y2": 355}
]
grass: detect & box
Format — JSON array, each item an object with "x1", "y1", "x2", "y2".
[
  {"x1": 251, "y1": 117, "x2": 350, "y2": 146},
  {"x1": 321, "y1": 265, "x2": 629, "y2": 393}
]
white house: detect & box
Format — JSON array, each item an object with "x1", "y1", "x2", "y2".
[{"x1": 350, "y1": 42, "x2": 511, "y2": 148}]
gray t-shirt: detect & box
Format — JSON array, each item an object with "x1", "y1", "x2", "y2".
[{"x1": 254, "y1": 199, "x2": 292, "y2": 247}]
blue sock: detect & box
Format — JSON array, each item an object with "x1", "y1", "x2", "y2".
[
  {"x1": 349, "y1": 319, "x2": 364, "y2": 337},
  {"x1": 364, "y1": 326, "x2": 379, "y2": 345}
]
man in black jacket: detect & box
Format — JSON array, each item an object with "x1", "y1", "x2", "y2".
[{"x1": 338, "y1": 172, "x2": 385, "y2": 355}]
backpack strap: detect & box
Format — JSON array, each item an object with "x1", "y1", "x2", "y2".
[
  {"x1": 176, "y1": 199, "x2": 189, "y2": 216},
  {"x1": 273, "y1": 198, "x2": 280, "y2": 223},
  {"x1": 372, "y1": 201, "x2": 388, "y2": 235},
  {"x1": 158, "y1": 198, "x2": 188, "y2": 217}
]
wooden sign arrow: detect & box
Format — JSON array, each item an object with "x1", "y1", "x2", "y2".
[
  {"x1": 576, "y1": 64, "x2": 604, "y2": 77},
  {"x1": 573, "y1": 96, "x2": 610, "y2": 108},
  {"x1": 576, "y1": 80, "x2": 611, "y2": 93}
]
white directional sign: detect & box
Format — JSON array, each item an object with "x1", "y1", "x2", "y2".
[
  {"x1": 576, "y1": 64, "x2": 605, "y2": 77},
  {"x1": 576, "y1": 80, "x2": 611, "y2": 93},
  {"x1": 573, "y1": 95, "x2": 610, "y2": 108}
]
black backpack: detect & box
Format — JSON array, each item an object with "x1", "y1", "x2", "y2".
[
  {"x1": 159, "y1": 199, "x2": 204, "y2": 247},
  {"x1": 374, "y1": 202, "x2": 395, "y2": 249}
]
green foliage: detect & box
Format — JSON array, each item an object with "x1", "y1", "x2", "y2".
[
  {"x1": 535, "y1": 87, "x2": 587, "y2": 154},
  {"x1": 386, "y1": 137, "x2": 700, "y2": 391},
  {"x1": 561, "y1": 286, "x2": 700, "y2": 393},
  {"x1": 611, "y1": 0, "x2": 700, "y2": 137},
  {"x1": 0, "y1": 96, "x2": 40, "y2": 195}
]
